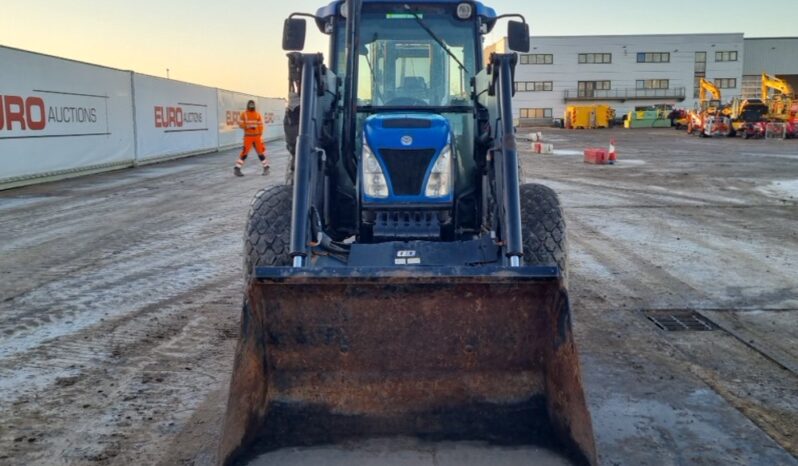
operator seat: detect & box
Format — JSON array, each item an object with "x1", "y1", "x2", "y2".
[{"x1": 397, "y1": 76, "x2": 429, "y2": 102}]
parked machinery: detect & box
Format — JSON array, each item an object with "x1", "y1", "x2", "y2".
[
  {"x1": 728, "y1": 98, "x2": 770, "y2": 139},
  {"x1": 761, "y1": 73, "x2": 798, "y2": 138},
  {"x1": 668, "y1": 107, "x2": 690, "y2": 130},
  {"x1": 761, "y1": 72, "x2": 795, "y2": 120},
  {"x1": 687, "y1": 78, "x2": 732, "y2": 137},
  {"x1": 624, "y1": 104, "x2": 673, "y2": 129},
  {"x1": 789, "y1": 102, "x2": 798, "y2": 139}
]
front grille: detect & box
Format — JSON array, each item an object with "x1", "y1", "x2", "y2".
[
  {"x1": 372, "y1": 210, "x2": 445, "y2": 240},
  {"x1": 378, "y1": 148, "x2": 437, "y2": 196}
]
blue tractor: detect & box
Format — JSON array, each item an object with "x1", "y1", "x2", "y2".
[{"x1": 220, "y1": 1, "x2": 596, "y2": 465}]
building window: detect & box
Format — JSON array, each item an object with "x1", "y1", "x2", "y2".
[
  {"x1": 694, "y1": 52, "x2": 707, "y2": 73},
  {"x1": 694, "y1": 52, "x2": 707, "y2": 98},
  {"x1": 578, "y1": 80, "x2": 611, "y2": 97},
  {"x1": 578, "y1": 53, "x2": 612, "y2": 64},
  {"x1": 520, "y1": 108, "x2": 552, "y2": 119},
  {"x1": 715, "y1": 78, "x2": 737, "y2": 89},
  {"x1": 637, "y1": 52, "x2": 670, "y2": 63},
  {"x1": 694, "y1": 77, "x2": 704, "y2": 99},
  {"x1": 741, "y1": 75, "x2": 761, "y2": 98},
  {"x1": 514, "y1": 81, "x2": 553, "y2": 92},
  {"x1": 636, "y1": 79, "x2": 670, "y2": 89},
  {"x1": 520, "y1": 54, "x2": 553, "y2": 65},
  {"x1": 715, "y1": 51, "x2": 738, "y2": 62}
]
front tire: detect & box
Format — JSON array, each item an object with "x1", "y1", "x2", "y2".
[
  {"x1": 244, "y1": 185, "x2": 293, "y2": 280},
  {"x1": 520, "y1": 184, "x2": 567, "y2": 278}
]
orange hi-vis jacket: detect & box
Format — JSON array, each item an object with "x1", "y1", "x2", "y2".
[{"x1": 239, "y1": 110, "x2": 264, "y2": 137}]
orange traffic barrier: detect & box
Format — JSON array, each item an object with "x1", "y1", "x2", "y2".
[{"x1": 584, "y1": 148, "x2": 609, "y2": 165}]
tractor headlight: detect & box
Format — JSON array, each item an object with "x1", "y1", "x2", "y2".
[
  {"x1": 425, "y1": 144, "x2": 453, "y2": 198},
  {"x1": 362, "y1": 143, "x2": 389, "y2": 198}
]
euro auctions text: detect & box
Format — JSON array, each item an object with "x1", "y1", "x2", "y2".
[
  {"x1": 154, "y1": 106, "x2": 204, "y2": 129},
  {"x1": 0, "y1": 91, "x2": 108, "y2": 138},
  {"x1": 0, "y1": 94, "x2": 98, "y2": 131}
]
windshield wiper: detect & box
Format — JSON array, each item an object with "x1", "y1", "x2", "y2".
[{"x1": 402, "y1": 4, "x2": 469, "y2": 75}]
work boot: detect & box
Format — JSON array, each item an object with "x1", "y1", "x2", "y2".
[
  {"x1": 262, "y1": 166, "x2": 270, "y2": 176},
  {"x1": 234, "y1": 167, "x2": 244, "y2": 177}
]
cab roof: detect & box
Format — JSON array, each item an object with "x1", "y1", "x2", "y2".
[{"x1": 314, "y1": 1, "x2": 498, "y2": 23}]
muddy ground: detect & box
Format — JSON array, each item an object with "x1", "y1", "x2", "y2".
[{"x1": 0, "y1": 129, "x2": 796, "y2": 465}]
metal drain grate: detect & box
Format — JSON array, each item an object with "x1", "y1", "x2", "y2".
[{"x1": 644, "y1": 310, "x2": 717, "y2": 332}]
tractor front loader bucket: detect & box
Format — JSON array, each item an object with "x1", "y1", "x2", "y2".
[{"x1": 218, "y1": 266, "x2": 596, "y2": 465}]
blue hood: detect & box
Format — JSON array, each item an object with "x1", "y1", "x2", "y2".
[
  {"x1": 364, "y1": 113, "x2": 450, "y2": 151},
  {"x1": 362, "y1": 113, "x2": 453, "y2": 204}
]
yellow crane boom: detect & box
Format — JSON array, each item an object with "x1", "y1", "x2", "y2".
[
  {"x1": 761, "y1": 73, "x2": 795, "y2": 99},
  {"x1": 699, "y1": 78, "x2": 722, "y2": 102}
]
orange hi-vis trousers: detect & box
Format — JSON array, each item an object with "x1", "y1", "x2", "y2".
[{"x1": 236, "y1": 136, "x2": 268, "y2": 168}]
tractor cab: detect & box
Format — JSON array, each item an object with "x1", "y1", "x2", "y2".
[
  {"x1": 282, "y1": 1, "x2": 530, "y2": 246},
  {"x1": 326, "y1": 1, "x2": 488, "y2": 242}
]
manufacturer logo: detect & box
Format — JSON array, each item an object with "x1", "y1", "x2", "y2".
[{"x1": 400, "y1": 135, "x2": 413, "y2": 146}]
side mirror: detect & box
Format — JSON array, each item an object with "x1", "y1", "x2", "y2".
[
  {"x1": 283, "y1": 18, "x2": 307, "y2": 51},
  {"x1": 507, "y1": 21, "x2": 530, "y2": 53}
]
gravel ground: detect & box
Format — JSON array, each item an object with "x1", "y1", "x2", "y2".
[{"x1": 0, "y1": 129, "x2": 796, "y2": 465}]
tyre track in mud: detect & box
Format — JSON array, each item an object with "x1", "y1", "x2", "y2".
[
  {"x1": 0, "y1": 148, "x2": 289, "y2": 465},
  {"x1": 0, "y1": 162, "x2": 257, "y2": 302},
  {"x1": 566, "y1": 209, "x2": 798, "y2": 458},
  {"x1": 529, "y1": 130, "x2": 798, "y2": 462},
  {"x1": 567, "y1": 247, "x2": 798, "y2": 460},
  {"x1": 2, "y1": 128, "x2": 796, "y2": 465}
]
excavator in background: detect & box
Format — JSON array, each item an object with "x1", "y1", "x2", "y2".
[
  {"x1": 687, "y1": 78, "x2": 732, "y2": 137},
  {"x1": 218, "y1": 1, "x2": 596, "y2": 465},
  {"x1": 761, "y1": 73, "x2": 797, "y2": 138},
  {"x1": 761, "y1": 72, "x2": 795, "y2": 120}
]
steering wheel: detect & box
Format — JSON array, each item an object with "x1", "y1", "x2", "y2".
[{"x1": 385, "y1": 97, "x2": 428, "y2": 106}]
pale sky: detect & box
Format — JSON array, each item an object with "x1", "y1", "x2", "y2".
[{"x1": 1, "y1": 0, "x2": 794, "y2": 98}]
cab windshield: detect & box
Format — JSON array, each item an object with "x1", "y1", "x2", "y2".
[{"x1": 342, "y1": 4, "x2": 478, "y2": 108}]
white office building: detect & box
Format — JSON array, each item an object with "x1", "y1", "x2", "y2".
[{"x1": 484, "y1": 33, "x2": 797, "y2": 124}]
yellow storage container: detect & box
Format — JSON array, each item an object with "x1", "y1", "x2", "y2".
[{"x1": 565, "y1": 105, "x2": 614, "y2": 129}]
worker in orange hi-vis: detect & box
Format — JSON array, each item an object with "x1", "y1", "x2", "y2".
[{"x1": 234, "y1": 100, "x2": 270, "y2": 176}]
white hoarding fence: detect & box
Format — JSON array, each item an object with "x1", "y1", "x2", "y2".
[
  {"x1": 0, "y1": 46, "x2": 135, "y2": 186},
  {"x1": 257, "y1": 96, "x2": 287, "y2": 142},
  {"x1": 217, "y1": 91, "x2": 286, "y2": 150},
  {"x1": 0, "y1": 45, "x2": 286, "y2": 189},
  {"x1": 133, "y1": 74, "x2": 219, "y2": 163},
  {"x1": 217, "y1": 89, "x2": 256, "y2": 149}
]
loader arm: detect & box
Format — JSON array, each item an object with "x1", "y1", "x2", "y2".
[
  {"x1": 492, "y1": 53, "x2": 524, "y2": 264},
  {"x1": 474, "y1": 53, "x2": 524, "y2": 264},
  {"x1": 288, "y1": 53, "x2": 322, "y2": 266},
  {"x1": 286, "y1": 52, "x2": 341, "y2": 265}
]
